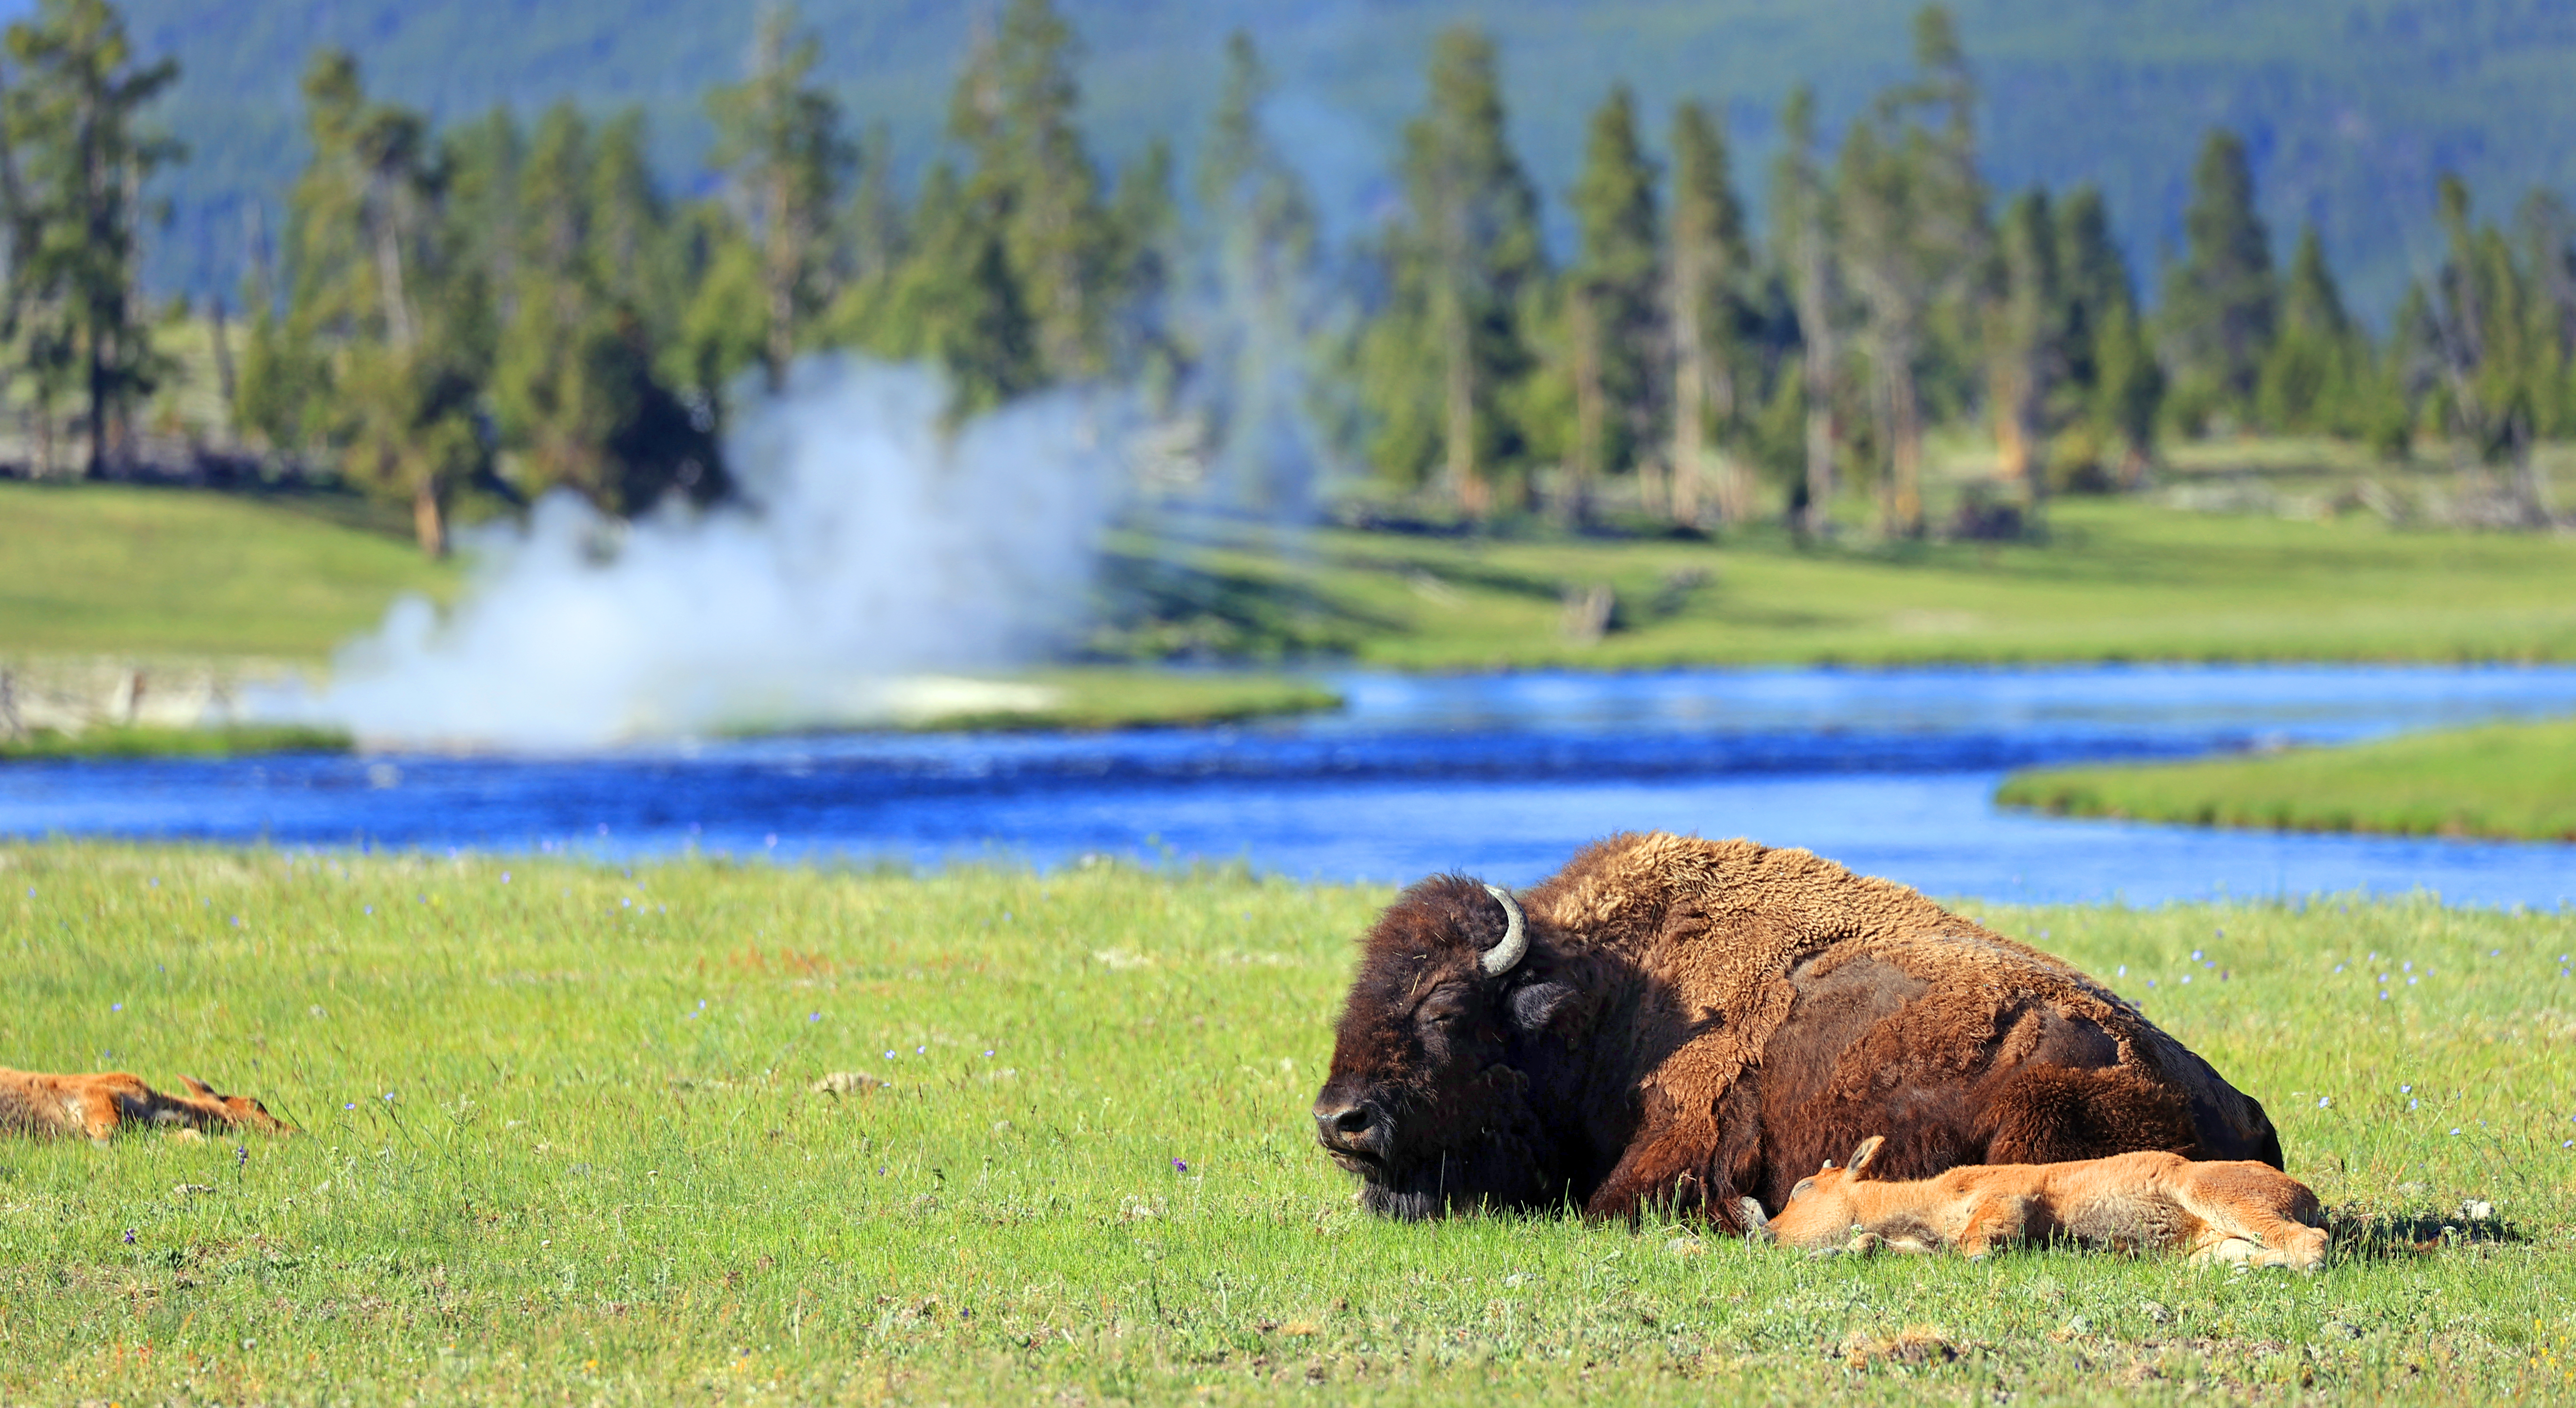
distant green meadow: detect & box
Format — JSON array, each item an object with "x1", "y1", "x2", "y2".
[
  {"x1": 2, "y1": 844, "x2": 2572, "y2": 1403},
  {"x1": 1999, "y1": 717, "x2": 2576, "y2": 843}
]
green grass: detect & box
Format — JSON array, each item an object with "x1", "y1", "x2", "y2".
[
  {"x1": 0, "y1": 723, "x2": 353, "y2": 762},
  {"x1": 0, "y1": 481, "x2": 454, "y2": 661},
  {"x1": 3, "y1": 843, "x2": 2574, "y2": 1403},
  {"x1": 1116, "y1": 496, "x2": 2576, "y2": 668},
  {"x1": 1998, "y1": 718, "x2": 2576, "y2": 842}
]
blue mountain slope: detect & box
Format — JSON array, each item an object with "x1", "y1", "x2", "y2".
[{"x1": 123, "y1": 0, "x2": 2576, "y2": 322}]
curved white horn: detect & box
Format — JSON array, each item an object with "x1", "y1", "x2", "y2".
[{"x1": 1479, "y1": 884, "x2": 1527, "y2": 976}]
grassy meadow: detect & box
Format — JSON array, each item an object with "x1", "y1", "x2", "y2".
[
  {"x1": 16, "y1": 473, "x2": 2576, "y2": 681},
  {"x1": 2, "y1": 844, "x2": 2573, "y2": 1403},
  {"x1": 1999, "y1": 718, "x2": 2576, "y2": 842}
]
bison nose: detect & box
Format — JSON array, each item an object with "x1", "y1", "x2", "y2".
[{"x1": 1314, "y1": 1101, "x2": 1385, "y2": 1156}]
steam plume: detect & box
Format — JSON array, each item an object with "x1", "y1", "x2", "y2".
[{"x1": 310, "y1": 358, "x2": 1130, "y2": 749}]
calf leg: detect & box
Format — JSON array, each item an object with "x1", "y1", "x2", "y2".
[{"x1": 1953, "y1": 1194, "x2": 2037, "y2": 1259}]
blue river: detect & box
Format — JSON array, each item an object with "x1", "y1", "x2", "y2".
[{"x1": 6, "y1": 664, "x2": 2575, "y2": 906}]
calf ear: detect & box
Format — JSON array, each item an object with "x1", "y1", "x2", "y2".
[
  {"x1": 180, "y1": 1075, "x2": 216, "y2": 1098},
  {"x1": 1506, "y1": 981, "x2": 1577, "y2": 1034},
  {"x1": 1845, "y1": 1135, "x2": 1886, "y2": 1178}
]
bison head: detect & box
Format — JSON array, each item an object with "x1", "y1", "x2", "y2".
[{"x1": 1311, "y1": 875, "x2": 1586, "y2": 1219}]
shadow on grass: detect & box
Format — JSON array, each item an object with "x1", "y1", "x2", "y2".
[{"x1": 2326, "y1": 1206, "x2": 2523, "y2": 1260}]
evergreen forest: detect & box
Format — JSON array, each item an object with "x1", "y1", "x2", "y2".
[{"x1": 7, "y1": 0, "x2": 2575, "y2": 553}]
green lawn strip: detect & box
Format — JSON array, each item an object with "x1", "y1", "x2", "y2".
[
  {"x1": 2, "y1": 843, "x2": 2569, "y2": 1403},
  {"x1": 0, "y1": 722, "x2": 354, "y2": 761},
  {"x1": 1999, "y1": 718, "x2": 2576, "y2": 841},
  {"x1": 0, "y1": 481, "x2": 455, "y2": 660},
  {"x1": 18, "y1": 481, "x2": 2576, "y2": 677},
  {"x1": 1095, "y1": 498, "x2": 2576, "y2": 669}
]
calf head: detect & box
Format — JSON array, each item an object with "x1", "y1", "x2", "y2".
[
  {"x1": 1742, "y1": 1135, "x2": 1885, "y2": 1247},
  {"x1": 1312, "y1": 875, "x2": 1583, "y2": 1219},
  {"x1": 179, "y1": 1076, "x2": 296, "y2": 1135}
]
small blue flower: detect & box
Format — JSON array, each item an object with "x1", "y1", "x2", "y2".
[
  {"x1": 123, "y1": 1229, "x2": 135, "y2": 1244},
  {"x1": 2401, "y1": 1084, "x2": 2412, "y2": 1093},
  {"x1": 916, "y1": 1045, "x2": 926, "y2": 1054},
  {"x1": 2450, "y1": 1128, "x2": 2461, "y2": 1136},
  {"x1": 382, "y1": 1092, "x2": 395, "y2": 1102},
  {"x1": 344, "y1": 1102, "x2": 355, "y2": 1110},
  {"x1": 111, "y1": 1003, "x2": 121, "y2": 1012},
  {"x1": 2408, "y1": 1099, "x2": 2418, "y2": 1109},
  {"x1": 984, "y1": 1049, "x2": 995, "y2": 1057},
  {"x1": 2316, "y1": 1096, "x2": 2331, "y2": 1109},
  {"x1": 1172, "y1": 1158, "x2": 1188, "y2": 1172},
  {"x1": 809, "y1": 1012, "x2": 822, "y2": 1022},
  {"x1": 885, "y1": 1050, "x2": 896, "y2": 1060}
]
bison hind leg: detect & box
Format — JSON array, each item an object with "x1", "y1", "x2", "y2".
[{"x1": 1979, "y1": 1065, "x2": 2199, "y2": 1164}]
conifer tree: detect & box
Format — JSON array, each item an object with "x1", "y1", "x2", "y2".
[
  {"x1": 2424, "y1": 174, "x2": 2555, "y2": 521},
  {"x1": 2048, "y1": 186, "x2": 2159, "y2": 477},
  {"x1": 0, "y1": 0, "x2": 180, "y2": 477},
  {"x1": 1560, "y1": 84, "x2": 1659, "y2": 524},
  {"x1": 1196, "y1": 31, "x2": 1324, "y2": 513},
  {"x1": 2160, "y1": 128, "x2": 2276, "y2": 429},
  {"x1": 267, "y1": 51, "x2": 488, "y2": 554},
  {"x1": 1835, "y1": 4, "x2": 1988, "y2": 536},
  {"x1": 2255, "y1": 224, "x2": 2359, "y2": 434},
  {"x1": 1771, "y1": 84, "x2": 1840, "y2": 535},
  {"x1": 950, "y1": 0, "x2": 1113, "y2": 382},
  {"x1": 708, "y1": 4, "x2": 850, "y2": 391},
  {"x1": 1989, "y1": 187, "x2": 2061, "y2": 501},
  {"x1": 1666, "y1": 99, "x2": 1751, "y2": 525},
  {"x1": 1360, "y1": 26, "x2": 1545, "y2": 517}
]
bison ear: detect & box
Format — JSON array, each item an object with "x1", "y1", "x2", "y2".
[
  {"x1": 1845, "y1": 1135, "x2": 1886, "y2": 1179},
  {"x1": 1505, "y1": 980, "x2": 1576, "y2": 1034},
  {"x1": 1738, "y1": 1197, "x2": 1773, "y2": 1242}
]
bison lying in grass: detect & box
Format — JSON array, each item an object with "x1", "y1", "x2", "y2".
[
  {"x1": 1742, "y1": 1134, "x2": 2328, "y2": 1269},
  {"x1": 0, "y1": 1069, "x2": 293, "y2": 1143},
  {"x1": 1312, "y1": 832, "x2": 2279, "y2": 1228}
]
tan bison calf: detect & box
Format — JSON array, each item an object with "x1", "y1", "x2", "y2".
[
  {"x1": 0, "y1": 1069, "x2": 294, "y2": 1143},
  {"x1": 1745, "y1": 1134, "x2": 2328, "y2": 1269}
]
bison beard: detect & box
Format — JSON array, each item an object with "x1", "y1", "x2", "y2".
[{"x1": 1312, "y1": 833, "x2": 2281, "y2": 1229}]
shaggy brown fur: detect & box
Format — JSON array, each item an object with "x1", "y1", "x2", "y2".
[
  {"x1": 1312, "y1": 832, "x2": 2278, "y2": 1227},
  {"x1": 1746, "y1": 1135, "x2": 2327, "y2": 1269},
  {"x1": 0, "y1": 1069, "x2": 294, "y2": 1143}
]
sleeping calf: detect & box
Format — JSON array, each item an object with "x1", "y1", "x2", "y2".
[
  {"x1": 1742, "y1": 1135, "x2": 2327, "y2": 1270},
  {"x1": 0, "y1": 1069, "x2": 294, "y2": 1143}
]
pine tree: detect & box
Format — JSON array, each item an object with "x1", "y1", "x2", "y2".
[
  {"x1": 1195, "y1": 31, "x2": 1324, "y2": 513},
  {"x1": 708, "y1": 4, "x2": 850, "y2": 391},
  {"x1": 0, "y1": 0, "x2": 180, "y2": 477},
  {"x1": 2160, "y1": 128, "x2": 2276, "y2": 429},
  {"x1": 950, "y1": 0, "x2": 1113, "y2": 383},
  {"x1": 1989, "y1": 187, "x2": 2060, "y2": 501},
  {"x1": 2043, "y1": 184, "x2": 2158, "y2": 477},
  {"x1": 1835, "y1": 4, "x2": 1988, "y2": 536},
  {"x1": 2254, "y1": 224, "x2": 2359, "y2": 434},
  {"x1": 1360, "y1": 25, "x2": 1546, "y2": 517},
  {"x1": 1560, "y1": 84, "x2": 1659, "y2": 525},
  {"x1": 1666, "y1": 99, "x2": 1752, "y2": 526},
  {"x1": 275, "y1": 50, "x2": 486, "y2": 554},
  {"x1": 1771, "y1": 84, "x2": 1841, "y2": 535},
  {"x1": 2424, "y1": 174, "x2": 2554, "y2": 521}
]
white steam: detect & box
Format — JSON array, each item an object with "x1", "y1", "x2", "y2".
[{"x1": 310, "y1": 358, "x2": 1130, "y2": 749}]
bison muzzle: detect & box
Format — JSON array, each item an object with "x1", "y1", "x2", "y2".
[{"x1": 1312, "y1": 833, "x2": 2280, "y2": 1228}]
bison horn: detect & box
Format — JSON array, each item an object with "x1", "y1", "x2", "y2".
[{"x1": 1479, "y1": 884, "x2": 1527, "y2": 976}]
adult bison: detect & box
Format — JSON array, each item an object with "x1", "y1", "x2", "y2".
[{"x1": 1311, "y1": 833, "x2": 2279, "y2": 1226}]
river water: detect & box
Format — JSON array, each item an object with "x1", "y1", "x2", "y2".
[{"x1": 6, "y1": 664, "x2": 2574, "y2": 906}]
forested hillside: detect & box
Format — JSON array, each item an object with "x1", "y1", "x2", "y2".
[{"x1": 120, "y1": 0, "x2": 2576, "y2": 321}]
